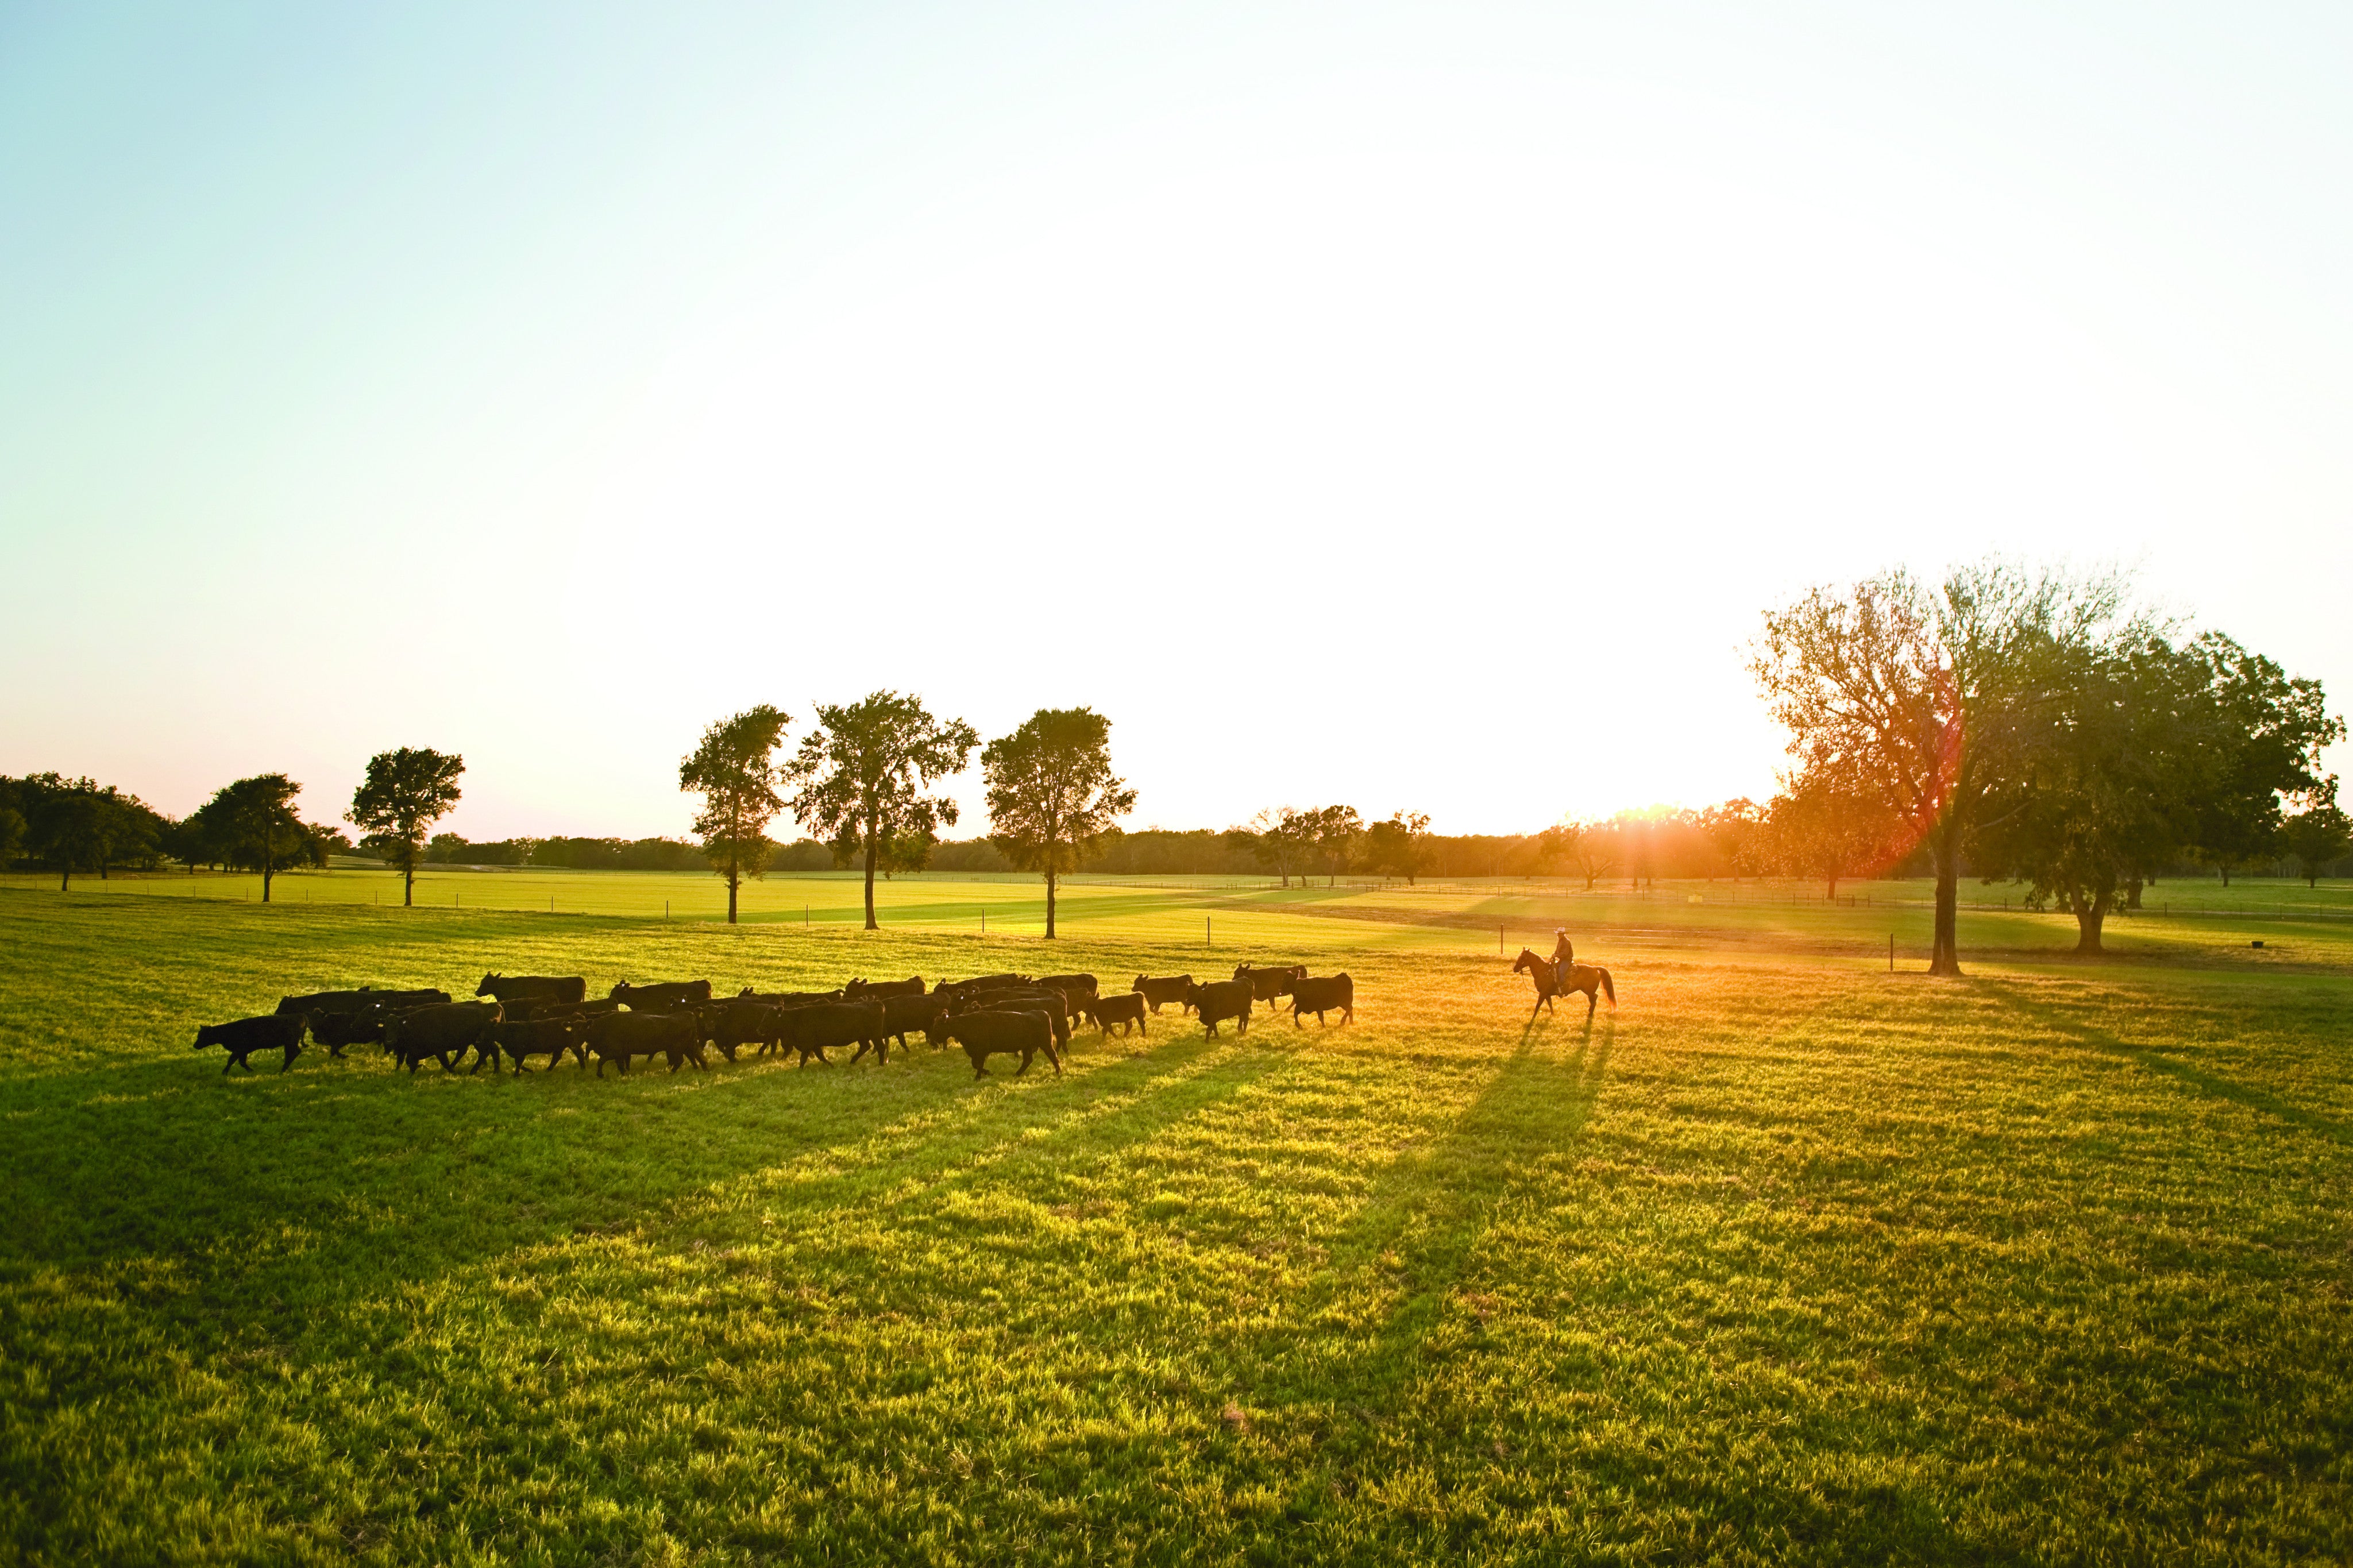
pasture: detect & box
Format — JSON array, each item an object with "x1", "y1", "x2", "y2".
[{"x1": 2, "y1": 874, "x2": 2350, "y2": 1564}]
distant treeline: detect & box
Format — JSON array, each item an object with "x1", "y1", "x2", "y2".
[{"x1": 388, "y1": 819, "x2": 2345, "y2": 886}]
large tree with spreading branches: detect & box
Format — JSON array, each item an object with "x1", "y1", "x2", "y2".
[
  {"x1": 982, "y1": 707, "x2": 1136, "y2": 939},
  {"x1": 348, "y1": 748, "x2": 466, "y2": 907},
  {"x1": 785, "y1": 692, "x2": 977, "y2": 931}
]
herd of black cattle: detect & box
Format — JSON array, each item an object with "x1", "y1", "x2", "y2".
[{"x1": 191, "y1": 964, "x2": 1359, "y2": 1080}]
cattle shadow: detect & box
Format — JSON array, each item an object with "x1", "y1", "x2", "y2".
[
  {"x1": 1974, "y1": 982, "x2": 2353, "y2": 1148},
  {"x1": 0, "y1": 1033, "x2": 1306, "y2": 1337}
]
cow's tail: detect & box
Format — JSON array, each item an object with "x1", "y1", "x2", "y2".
[{"x1": 1599, "y1": 968, "x2": 1616, "y2": 1006}]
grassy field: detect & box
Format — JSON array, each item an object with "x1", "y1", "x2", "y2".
[{"x1": 2, "y1": 874, "x2": 2349, "y2": 1563}]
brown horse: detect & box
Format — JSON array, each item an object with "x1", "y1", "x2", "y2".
[{"x1": 1512, "y1": 948, "x2": 1617, "y2": 1021}]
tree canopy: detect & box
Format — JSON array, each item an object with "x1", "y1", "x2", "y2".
[
  {"x1": 981, "y1": 708, "x2": 1136, "y2": 939},
  {"x1": 348, "y1": 748, "x2": 466, "y2": 907},
  {"x1": 784, "y1": 692, "x2": 977, "y2": 931},
  {"x1": 680, "y1": 705, "x2": 789, "y2": 924},
  {"x1": 1365, "y1": 812, "x2": 1432, "y2": 883},
  {"x1": 200, "y1": 774, "x2": 307, "y2": 902},
  {"x1": 1754, "y1": 561, "x2": 2124, "y2": 975}
]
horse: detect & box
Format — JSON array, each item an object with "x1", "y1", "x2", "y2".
[{"x1": 1512, "y1": 948, "x2": 1617, "y2": 1022}]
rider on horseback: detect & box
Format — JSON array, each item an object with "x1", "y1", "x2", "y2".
[{"x1": 1551, "y1": 928, "x2": 1575, "y2": 991}]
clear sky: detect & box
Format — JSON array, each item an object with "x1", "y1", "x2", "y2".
[{"x1": 3, "y1": 2, "x2": 2347, "y2": 840}]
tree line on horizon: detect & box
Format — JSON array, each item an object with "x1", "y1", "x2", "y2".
[{"x1": 4, "y1": 566, "x2": 2343, "y2": 956}]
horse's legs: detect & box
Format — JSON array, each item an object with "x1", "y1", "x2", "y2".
[{"x1": 1586, "y1": 990, "x2": 1599, "y2": 1021}]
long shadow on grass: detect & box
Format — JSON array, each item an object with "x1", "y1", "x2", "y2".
[
  {"x1": 1252, "y1": 1018, "x2": 1614, "y2": 1400},
  {"x1": 1231, "y1": 1018, "x2": 1981, "y2": 1564},
  {"x1": 1979, "y1": 982, "x2": 2353, "y2": 1148},
  {"x1": 0, "y1": 1033, "x2": 1310, "y2": 1366}
]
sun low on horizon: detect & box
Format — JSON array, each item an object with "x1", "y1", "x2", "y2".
[{"x1": 3, "y1": 1, "x2": 2348, "y2": 840}]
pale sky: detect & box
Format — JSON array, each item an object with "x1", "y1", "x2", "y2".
[{"x1": 3, "y1": 2, "x2": 2347, "y2": 839}]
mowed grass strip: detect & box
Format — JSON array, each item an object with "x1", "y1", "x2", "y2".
[{"x1": 1, "y1": 886, "x2": 2349, "y2": 1564}]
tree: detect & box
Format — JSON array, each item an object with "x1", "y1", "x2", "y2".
[
  {"x1": 1973, "y1": 634, "x2": 2208, "y2": 953},
  {"x1": 1766, "y1": 775, "x2": 1902, "y2": 900},
  {"x1": 1698, "y1": 798, "x2": 1767, "y2": 880},
  {"x1": 2178, "y1": 634, "x2": 2344, "y2": 885},
  {"x1": 1303, "y1": 805, "x2": 1362, "y2": 887},
  {"x1": 1567, "y1": 821, "x2": 1620, "y2": 890},
  {"x1": 1364, "y1": 812, "x2": 1432, "y2": 883},
  {"x1": 1238, "y1": 808, "x2": 1314, "y2": 887},
  {"x1": 785, "y1": 692, "x2": 977, "y2": 931},
  {"x1": 347, "y1": 748, "x2": 466, "y2": 907},
  {"x1": 20, "y1": 775, "x2": 105, "y2": 890},
  {"x1": 1753, "y1": 562, "x2": 2121, "y2": 975},
  {"x1": 0, "y1": 778, "x2": 23, "y2": 871},
  {"x1": 205, "y1": 774, "x2": 307, "y2": 902},
  {"x1": 679, "y1": 705, "x2": 790, "y2": 924},
  {"x1": 2281, "y1": 788, "x2": 2350, "y2": 887},
  {"x1": 982, "y1": 707, "x2": 1137, "y2": 939}
]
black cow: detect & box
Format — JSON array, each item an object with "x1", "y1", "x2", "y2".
[
  {"x1": 1133, "y1": 974, "x2": 1195, "y2": 1014},
  {"x1": 1233, "y1": 964, "x2": 1306, "y2": 1006},
  {"x1": 502, "y1": 995, "x2": 620, "y2": 1022},
  {"x1": 936, "y1": 1009, "x2": 1061, "y2": 1077},
  {"x1": 1081, "y1": 991, "x2": 1148, "y2": 1038},
  {"x1": 611, "y1": 979, "x2": 713, "y2": 1011},
  {"x1": 737, "y1": 988, "x2": 843, "y2": 1006},
  {"x1": 308, "y1": 1007, "x2": 388, "y2": 1058},
  {"x1": 936, "y1": 973, "x2": 1028, "y2": 994},
  {"x1": 1036, "y1": 972, "x2": 1099, "y2": 1006},
  {"x1": 492, "y1": 1015, "x2": 589, "y2": 1072},
  {"x1": 585, "y1": 1011, "x2": 706, "y2": 1075},
  {"x1": 277, "y1": 986, "x2": 449, "y2": 1018},
  {"x1": 476, "y1": 974, "x2": 586, "y2": 1005},
  {"x1": 781, "y1": 1001, "x2": 890, "y2": 1066},
  {"x1": 950, "y1": 988, "x2": 1073, "y2": 1048},
  {"x1": 194, "y1": 1014, "x2": 309, "y2": 1074},
  {"x1": 1289, "y1": 973, "x2": 1355, "y2": 1026},
  {"x1": 1186, "y1": 979, "x2": 1254, "y2": 1037},
  {"x1": 844, "y1": 975, "x2": 926, "y2": 1000},
  {"x1": 696, "y1": 1001, "x2": 781, "y2": 1063},
  {"x1": 383, "y1": 1002, "x2": 503, "y2": 1074},
  {"x1": 880, "y1": 991, "x2": 950, "y2": 1051}
]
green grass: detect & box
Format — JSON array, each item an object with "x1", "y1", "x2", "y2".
[{"x1": 2, "y1": 875, "x2": 2349, "y2": 1564}]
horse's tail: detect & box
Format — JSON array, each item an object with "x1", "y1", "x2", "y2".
[{"x1": 1599, "y1": 968, "x2": 1616, "y2": 1006}]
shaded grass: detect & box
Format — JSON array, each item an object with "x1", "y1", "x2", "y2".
[{"x1": 1, "y1": 887, "x2": 2349, "y2": 1563}]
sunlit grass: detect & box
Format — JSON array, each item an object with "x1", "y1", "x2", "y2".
[{"x1": 1, "y1": 879, "x2": 2348, "y2": 1563}]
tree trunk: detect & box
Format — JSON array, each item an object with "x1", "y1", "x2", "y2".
[
  {"x1": 2220, "y1": 866, "x2": 2231, "y2": 887},
  {"x1": 726, "y1": 858, "x2": 739, "y2": 925},
  {"x1": 60, "y1": 863, "x2": 70, "y2": 891},
  {"x1": 2126, "y1": 877, "x2": 2142, "y2": 910},
  {"x1": 262, "y1": 859, "x2": 274, "y2": 903},
  {"x1": 1929, "y1": 829, "x2": 1962, "y2": 976},
  {"x1": 1826, "y1": 874, "x2": 1838, "y2": 900},
  {"x1": 1045, "y1": 865, "x2": 1058, "y2": 939},
  {"x1": 2072, "y1": 895, "x2": 2106, "y2": 955},
  {"x1": 404, "y1": 862, "x2": 415, "y2": 907},
  {"x1": 862, "y1": 831, "x2": 878, "y2": 930}
]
